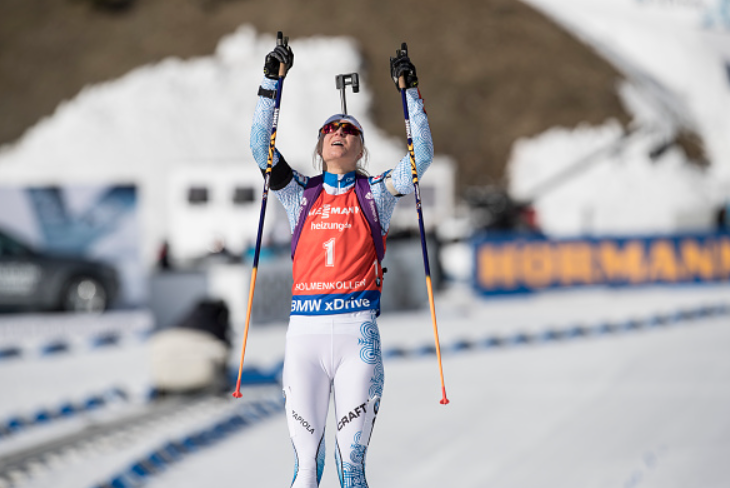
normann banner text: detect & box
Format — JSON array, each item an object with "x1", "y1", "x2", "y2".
[{"x1": 473, "y1": 233, "x2": 730, "y2": 295}]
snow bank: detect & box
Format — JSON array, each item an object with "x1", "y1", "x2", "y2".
[{"x1": 512, "y1": 0, "x2": 730, "y2": 236}]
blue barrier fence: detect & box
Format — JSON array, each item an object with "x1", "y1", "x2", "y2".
[
  {"x1": 384, "y1": 302, "x2": 730, "y2": 358},
  {"x1": 90, "y1": 397, "x2": 284, "y2": 488},
  {"x1": 0, "y1": 387, "x2": 129, "y2": 441},
  {"x1": 1, "y1": 364, "x2": 282, "y2": 443},
  {"x1": 224, "y1": 301, "x2": 730, "y2": 384},
  {"x1": 0, "y1": 330, "x2": 149, "y2": 363}
]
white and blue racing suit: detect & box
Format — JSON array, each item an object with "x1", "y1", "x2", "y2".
[{"x1": 250, "y1": 76, "x2": 433, "y2": 488}]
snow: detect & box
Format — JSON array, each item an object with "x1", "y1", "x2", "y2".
[
  {"x1": 2, "y1": 284, "x2": 730, "y2": 488},
  {"x1": 512, "y1": 0, "x2": 730, "y2": 236},
  {"x1": 169, "y1": 296, "x2": 727, "y2": 487},
  {"x1": 1, "y1": 4, "x2": 730, "y2": 488},
  {"x1": 508, "y1": 117, "x2": 716, "y2": 235}
]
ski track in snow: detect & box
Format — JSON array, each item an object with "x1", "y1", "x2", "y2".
[{"x1": 2, "y1": 283, "x2": 730, "y2": 488}]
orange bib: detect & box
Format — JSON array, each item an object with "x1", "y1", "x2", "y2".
[{"x1": 291, "y1": 188, "x2": 384, "y2": 315}]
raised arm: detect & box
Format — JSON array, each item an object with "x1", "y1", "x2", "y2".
[
  {"x1": 250, "y1": 38, "x2": 294, "y2": 171},
  {"x1": 250, "y1": 38, "x2": 304, "y2": 233},
  {"x1": 388, "y1": 86, "x2": 434, "y2": 194},
  {"x1": 369, "y1": 50, "x2": 434, "y2": 233}
]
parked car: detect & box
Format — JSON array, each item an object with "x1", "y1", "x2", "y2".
[{"x1": 0, "y1": 229, "x2": 119, "y2": 313}]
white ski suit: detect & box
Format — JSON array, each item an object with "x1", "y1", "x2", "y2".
[{"x1": 251, "y1": 75, "x2": 433, "y2": 488}]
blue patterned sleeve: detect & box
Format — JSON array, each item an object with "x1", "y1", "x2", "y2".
[
  {"x1": 250, "y1": 77, "x2": 304, "y2": 232},
  {"x1": 250, "y1": 77, "x2": 282, "y2": 170},
  {"x1": 272, "y1": 172, "x2": 308, "y2": 233},
  {"x1": 370, "y1": 87, "x2": 434, "y2": 234}
]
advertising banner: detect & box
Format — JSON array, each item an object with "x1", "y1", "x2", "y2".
[
  {"x1": 474, "y1": 232, "x2": 730, "y2": 295},
  {"x1": 0, "y1": 185, "x2": 142, "y2": 309}
]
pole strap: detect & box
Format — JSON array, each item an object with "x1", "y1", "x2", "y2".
[{"x1": 257, "y1": 86, "x2": 277, "y2": 99}]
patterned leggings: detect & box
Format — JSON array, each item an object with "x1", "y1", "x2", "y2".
[{"x1": 282, "y1": 311, "x2": 384, "y2": 488}]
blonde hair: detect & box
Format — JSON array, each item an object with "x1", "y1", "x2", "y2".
[{"x1": 312, "y1": 137, "x2": 370, "y2": 176}]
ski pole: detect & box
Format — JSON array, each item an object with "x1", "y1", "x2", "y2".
[
  {"x1": 233, "y1": 31, "x2": 288, "y2": 399},
  {"x1": 396, "y1": 42, "x2": 449, "y2": 405}
]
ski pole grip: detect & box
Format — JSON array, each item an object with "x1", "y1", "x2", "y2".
[
  {"x1": 397, "y1": 42, "x2": 408, "y2": 90},
  {"x1": 277, "y1": 31, "x2": 289, "y2": 78}
]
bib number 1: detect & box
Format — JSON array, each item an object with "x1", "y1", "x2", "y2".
[{"x1": 323, "y1": 238, "x2": 336, "y2": 267}]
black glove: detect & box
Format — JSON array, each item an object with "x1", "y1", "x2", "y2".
[
  {"x1": 390, "y1": 45, "x2": 418, "y2": 90},
  {"x1": 264, "y1": 44, "x2": 294, "y2": 80}
]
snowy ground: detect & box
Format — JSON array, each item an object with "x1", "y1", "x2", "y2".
[{"x1": 2, "y1": 283, "x2": 730, "y2": 488}]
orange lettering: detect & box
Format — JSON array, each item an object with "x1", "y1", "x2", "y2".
[
  {"x1": 556, "y1": 242, "x2": 594, "y2": 286},
  {"x1": 648, "y1": 240, "x2": 680, "y2": 282},
  {"x1": 597, "y1": 241, "x2": 647, "y2": 283},
  {"x1": 477, "y1": 244, "x2": 517, "y2": 290},
  {"x1": 520, "y1": 242, "x2": 554, "y2": 289},
  {"x1": 680, "y1": 239, "x2": 715, "y2": 280}
]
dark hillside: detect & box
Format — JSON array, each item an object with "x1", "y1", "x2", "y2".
[{"x1": 0, "y1": 0, "x2": 630, "y2": 192}]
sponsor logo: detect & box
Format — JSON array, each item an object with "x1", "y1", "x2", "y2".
[
  {"x1": 292, "y1": 410, "x2": 315, "y2": 434},
  {"x1": 291, "y1": 299, "x2": 322, "y2": 313},
  {"x1": 308, "y1": 205, "x2": 360, "y2": 219},
  {"x1": 326, "y1": 297, "x2": 371, "y2": 311},
  {"x1": 310, "y1": 221, "x2": 352, "y2": 232},
  {"x1": 291, "y1": 297, "x2": 372, "y2": 313},
  {"x1": 337, "y1": 402, "x2": 368, "y2": 431}
]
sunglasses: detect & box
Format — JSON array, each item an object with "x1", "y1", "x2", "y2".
[{"x1": 320, "y1": 121, "x2": 362, "y2": 137}]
